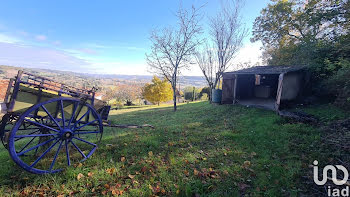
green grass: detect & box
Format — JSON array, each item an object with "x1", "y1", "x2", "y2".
[{"x1": 0, "y1": 102, "x2": 346, "y2": 196}]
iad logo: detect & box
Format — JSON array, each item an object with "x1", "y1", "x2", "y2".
[{"x1": 313, "y1": 160, "x2": 349, "y2": 197}]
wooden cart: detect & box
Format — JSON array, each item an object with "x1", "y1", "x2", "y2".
[{"x1": 0, "y1": 70, "x2": 147, "y2": 174}]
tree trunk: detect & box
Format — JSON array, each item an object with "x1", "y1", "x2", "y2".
[
  {"x1": 173, "y1": 86, "x2": 177, "y2": 111},
  {"x1": 209, "y1": 85, "x2": 213, "y2": 103},
  {"x1": 158, "y1": 102, "x2": 160, "y2": 106}
]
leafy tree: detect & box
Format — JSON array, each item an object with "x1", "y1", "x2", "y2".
[
  {"x1": 252, "y1": 0, "x2": 349, "y2": 48},
  {"x1": 183, "y1": 86, "x2": 200, "y2": 101},
  {"x1": 252, "y1": 0, "x2": 350, "y2": 107},
  {"x1": 199, "y1": 87, "x2": 211, "y2": 100},
  {"x1": 142, "y1": 76, "x2": 173, "y2": 105}
]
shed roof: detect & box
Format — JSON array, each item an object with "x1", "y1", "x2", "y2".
[{"x1": 225, "y1": 65, "x2": 305, "y2": 75}]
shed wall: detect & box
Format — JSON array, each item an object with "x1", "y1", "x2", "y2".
[{"x1": 281, "y1": 73, "x2": 303, "y2": 101}]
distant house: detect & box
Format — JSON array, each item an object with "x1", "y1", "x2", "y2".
[
  {"x1": 95, "y1": 93, "x2": 104, "y2": 100},
  {"x1": 221, "y1": 66, "x2": 309, "y2": 111}
]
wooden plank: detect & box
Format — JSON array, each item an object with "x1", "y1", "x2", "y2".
[
  {"x1": 233, "y1": 74, "x2": 238, "y2": 104},
  {"x1": 275, "y1": 73, "x2": 284, "y2": 111},
  {"x1": 8, "y1": 70, "x2": 23, "y2": 112},
  {"x1": 4, "y1": 78, "x2": 14, "y2": 104}
]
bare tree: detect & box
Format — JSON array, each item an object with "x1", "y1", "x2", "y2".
[
  {"x1": 207, "y1": 0, "x2": 248, "y2": 89},
  {"x1": 194, "y1": 42, "x2": 216, "y2": 101},
  {"x1": 146, "y1": 6, "x2": 203, "y2": 111}
]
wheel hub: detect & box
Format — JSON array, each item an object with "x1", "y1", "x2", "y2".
[{"x1": 61, "y1": 129, "x2": 73, "y2": 140}]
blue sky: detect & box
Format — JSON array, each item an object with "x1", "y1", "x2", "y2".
[{"x1": 0, "y1": 0, "x2": 270, "y2": 75}]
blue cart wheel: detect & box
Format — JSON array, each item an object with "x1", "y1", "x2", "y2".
[{"x1": 8, "y1": 97, "x2": 103, "y2": 174}]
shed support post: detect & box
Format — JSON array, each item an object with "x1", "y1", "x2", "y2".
[
  {"x1": 233, "y1": 74, "x2": 237, "y2": 104},
  {"x1": 275, "y1": 73, "x2": 284, "y2": 112}
]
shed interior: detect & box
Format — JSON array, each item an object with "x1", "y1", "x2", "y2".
[{"x1": 235, "y1": 74, "x2": 279, "y2": 110}]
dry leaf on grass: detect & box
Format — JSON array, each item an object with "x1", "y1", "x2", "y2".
[{"x1": 77, "y1": 173, "x2": 84, "y2": 180}]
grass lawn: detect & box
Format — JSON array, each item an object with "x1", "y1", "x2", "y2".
[{"x1": 0, "y1": 101, "x2": 346, "y2": 196}]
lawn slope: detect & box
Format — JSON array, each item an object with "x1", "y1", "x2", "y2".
[{"x1": 0, "y1": 102, "x2": 344, "y2": 196}]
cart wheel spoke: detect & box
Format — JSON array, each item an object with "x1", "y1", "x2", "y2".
[
  {"x1": 15, "y1": 133, "x2": 57, "y2": 138},
  {"x1": 60, "y1": 100, "x2": 65, "y2": 128},
  {"x1": 18, "y1": 136, "x2": 38, "y2": 153},
  {"x1": 49, "y1": 140, "x2": 64, "y2": 171},
  {"x1": 72, "y1": 109, "x2": 91, "y2": 130},
  {"x1": 65, "y1": 139, "x2": 71, "y2": 166},
  {"x1": 41, "y1": 105, "x2": 61, "y2": 130},
  {"x1": 73, "y1": 137, "x2": 97, "y2": 147},
  {"x1": 17, "y1": 137, "x2": 58, "y2": 156},
  {"x1": 68, "y1": 102, "x2": 78, "y2": 127},
  {"x1": 74, "y1": 131, "x2": 99, "y2": 135},
  {"x1": 30, "y1": 139, "x2": 60, "y2": 168},
  {"x1": 23, "y1": 118, "x2": 59, "y2": 133},
  {"x1": 70, "y1": 140, "x2": 86, "y2": 159},
  {"x1": 14, "y1": 129, "x2": 40, "y2": 141},
  {"x1": 8, "y1": 98, "x2": 103, "y2": 174},
  {"x1": 74, "y1": 119, "x2": 98, "y2": 131}
]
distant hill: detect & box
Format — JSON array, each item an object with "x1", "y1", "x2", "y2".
[{"x1": 0, "y1": 65, "x2": 207, "y2": 89}]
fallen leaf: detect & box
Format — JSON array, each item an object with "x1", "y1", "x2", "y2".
[
  {"x1": 111, "y1": 189, "x2": 120, "y2": 196},
  {"x1": 176, "y1": 189, "x2": 180, "y2": 194},
  {"x1": 88, "y1": 172, "x2": 94, "y2": 177},
  {"x1": 77, "y1": 173, "x2": 84, "y2": 180},
  {"x1": 141, "y1": 166, "x2": 148, "y2": 173},
  {"x1": 104, "y1": 184, "x2": 110, "y2": 189},
  {"x1": 128, "y1": 174, "x2": 135, "y2": 179},
  {"x1": 238, "y1": 183, "x2": 250, "y2": 191},
  {"x1": 243, "y1": 161, "x2": 251, "y2": 167},
  {"x1": 148, "y1": 151, "x2": 153, "y2": 157},
  {"x1": 184, "y1": 170, "x2": 189, "y2": 176},
  {"x1": 77, "y1": 163, "x2": 83, "y2": 168},
  {"x1": 120, "y1": 157, "x2": 126, "y2": 162},
  {"x1": 194, "y1": 169, "x2": 199, "y2": 176},
  {"x1": 106, "y1": 168, "x2": 116, "y2": 175}
]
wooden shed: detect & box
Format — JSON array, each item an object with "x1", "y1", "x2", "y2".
[{"x1": 221, "y1": 66, "x2": 308, "y2": 111}]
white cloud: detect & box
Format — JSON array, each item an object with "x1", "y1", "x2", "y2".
[
  {"x1": 88, "y1": 61, "x2": 148, "y2": 75},
  {"x1": 234, "y1": 42, "x2": 263, "y2": 66},
  {"x1": 0, "y1": 33, "x2": 20, "y2": 43},
  {"x1": 0, "y1": 42, "x2": 93, "y2": 72},
  {"x1": 35, "y1": 35, "x2": 47, "y2": 41}
]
